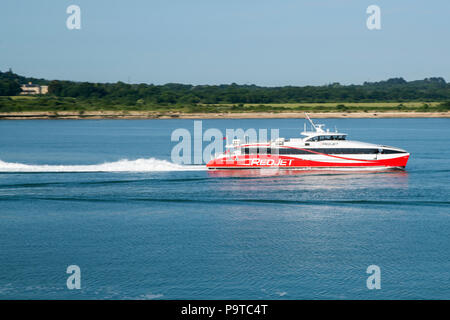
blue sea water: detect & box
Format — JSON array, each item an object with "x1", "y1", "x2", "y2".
[{"x1": 0, "y1": 118, "x2": 449, "y2": 300}]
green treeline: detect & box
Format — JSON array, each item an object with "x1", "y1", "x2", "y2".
[
  {"x1": 0, "y1": 70, "x2": 449, "y2": 112},
  {"x1": 47, "y1": 77, "x2": 449, "y2": 104}
]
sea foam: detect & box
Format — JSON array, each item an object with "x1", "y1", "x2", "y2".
[{"x1": 0, "y1": 158, "x2": 205, "y2": 172}]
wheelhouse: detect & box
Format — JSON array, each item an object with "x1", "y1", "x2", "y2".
[{"x1": 304, "y1": 134, "x2": 347, "y2": 142}]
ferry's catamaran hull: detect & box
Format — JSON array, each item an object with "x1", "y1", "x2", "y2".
[
  {"x1": 206, "y1": 153, "x2": 410, "y2": 170},
  {"x1": 206, "y1": 114, "x2": 410, "y2": 170}
]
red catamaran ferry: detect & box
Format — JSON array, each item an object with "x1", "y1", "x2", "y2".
[{"x1": 206, "y1": 114, "x2": 410, "y2": 170}]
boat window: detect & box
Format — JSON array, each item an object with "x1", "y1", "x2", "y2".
[
  {"x1": 278, "y1": 148, "x2": 383, "y2": 155},
  {"x1": 243, "y1": 146, "x2": 395, "y2": 155},
  {"x1": 278, "y1": 148, "x2": 308, "y2": 155},
  {"x1": 306, "y1": 135, "x2": 346, "y2": 142},
  {"x1": 243, "y1": 147, "x2": 273, "y2": 155},
  {"x1": 257, "y1": 147, "x2": 271, "y2": 154},
  {"x1": 379, "y1": 149, "x2": 403, "y2": 154}
]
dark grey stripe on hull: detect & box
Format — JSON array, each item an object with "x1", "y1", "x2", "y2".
[{"x1": 207, "y1": 166, "x2": 406, "y2": 170}]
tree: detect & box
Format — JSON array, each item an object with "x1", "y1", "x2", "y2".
[{"x1": 0, "y1": 80, "x2": 21, "y2": 96}]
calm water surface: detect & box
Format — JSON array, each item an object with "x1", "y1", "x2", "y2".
[{"x1": 0, "y1": 118, "x2": 449, "y2": 299}]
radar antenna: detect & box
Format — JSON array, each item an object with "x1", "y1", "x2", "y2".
[{"x1": 304, "y1": 113, "x2": 325, "y2": 133}]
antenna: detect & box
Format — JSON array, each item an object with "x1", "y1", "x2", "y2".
[
  {"x1": 304, "y1": 113, "x2": 325, "y2": 133},
  {"x1": 305, "y1": 112, "x2": 315, "y2": 128}
]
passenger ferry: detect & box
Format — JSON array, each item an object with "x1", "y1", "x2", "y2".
[{"x1": 206, "y1": 114, "x2": 410, "y2": 170}]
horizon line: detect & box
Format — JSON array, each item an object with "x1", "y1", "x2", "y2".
[{"x1": 1, "y1": 70, "x2": 448, "y2": 88}]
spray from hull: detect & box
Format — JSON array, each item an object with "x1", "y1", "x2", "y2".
[{"x1": 0, "y1": 158, "x2": 206, "y2": 173}]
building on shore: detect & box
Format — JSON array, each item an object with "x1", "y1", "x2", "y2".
[{"x1": 20, "y1": 82, "x2": 48, "y2": 95}]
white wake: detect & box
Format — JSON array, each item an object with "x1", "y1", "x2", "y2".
[{"x1": 0, "y1": 158, "x2": 205, "y2": 173}]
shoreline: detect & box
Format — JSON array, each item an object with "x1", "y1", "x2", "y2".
[{"x1": 0, "y1": 111, "x2": 449, "y2": 120}]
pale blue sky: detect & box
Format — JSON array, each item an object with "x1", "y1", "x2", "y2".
[{"x1": 1, "y1": 0, "x2": 449, "y2": 86}]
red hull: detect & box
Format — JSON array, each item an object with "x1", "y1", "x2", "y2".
[{"x1": 207, "y1": 154, "x2": 410, "y2": 169}]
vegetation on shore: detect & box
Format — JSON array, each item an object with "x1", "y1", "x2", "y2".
[
  {"x1": 1, "y1": 97, "x2": 449, "y2": 114},
  {"x1": 1, "y1": 70, "x2": 449, "y2": 114}
]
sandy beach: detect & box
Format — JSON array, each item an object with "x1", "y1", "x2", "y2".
[{"x1": 0, "y1": 111, "x2": 449, "y2": 120}]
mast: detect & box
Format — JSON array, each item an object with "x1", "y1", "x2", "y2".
[{"x1": 304, "y1": 113, "x2": 325, "y2": 133}]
